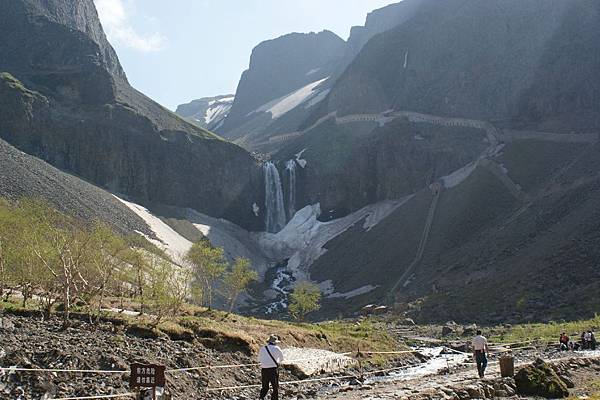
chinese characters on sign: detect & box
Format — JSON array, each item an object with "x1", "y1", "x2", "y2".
[{"x1": 130, "y1": 364, "x2": 166, "y2": 388}]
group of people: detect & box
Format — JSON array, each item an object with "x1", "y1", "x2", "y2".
[
  {"x1": 257, "y1": 328, "x2": 597, "y2": 398},
  {"x1": 560, "y1": 330, "x2": 597, "y2": 351}
]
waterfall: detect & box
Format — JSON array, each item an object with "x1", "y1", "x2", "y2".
[
  {"x1": 286, "y1": 159, "x2": 297, "y2": 220},
  {"x1": 264, "y1": 161, "x2": 286, "y2": 233}
]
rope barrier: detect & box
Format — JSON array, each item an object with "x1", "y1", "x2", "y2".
[
  {"x1": 360, "y1": 350, "x2": 419, "y2": 355},
  {"x1": 1, "y1": 348, "x2": 420, "y2": 376},
  {"x1": 0, "y1": 367, "x2": 127, "y2": 374},
  {"x1": 47, "y1": 393, "x2": 135, "y2": 400},
  {"x1": 205, "y1": 362, "x2": 434, "y2": 392},
  {"x1": 165, "y1": 352, "x2": 357, "y2": 373}
]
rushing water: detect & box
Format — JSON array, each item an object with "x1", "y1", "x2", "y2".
[
  {"x1": 286, "y1": 159, "x2": 297, "y2": 220},
  {"x1": 264, "y1": 161, "x2": 287, "y2": 233}
]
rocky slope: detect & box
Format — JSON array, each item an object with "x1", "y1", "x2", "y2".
[
  {"x1": 0, "y1": 0, "x2": 263, "y2": 230},
  {"x1": 0, "y1": 138, "x2": 152, "y2": 236},
  {"x1": 310, "y1": 0, "x2": 600, "y2": 133},
  {"x1": 217, "y1": 30, "x2": 345, "y2": 144},
  {"x1": 175, "y1": 94, "x2": 234, "y2": 130}
]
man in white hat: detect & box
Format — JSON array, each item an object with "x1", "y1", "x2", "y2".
[{"x1": 259, "y1": 334, "x2": 284, "y2": 400}]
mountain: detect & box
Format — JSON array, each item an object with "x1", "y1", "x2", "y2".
[
  {"x1": 311, "y1": 0, "x2": 600, "y2": 132},
  {"x1": 216, "y1": 30, "x2": 345, "y2": 147},
  {"x1": 234, "y1": 0, "x2": 600, "y2": 322},
  {"x1": 274, "y1": 0, "x2": 600, "y2": 219},
  {"x1": 0, "y1": 0, "x2": 263, "y2": 230},
  {"x1": 175, "y1": 94, "x2": 235, "y2": 130}
]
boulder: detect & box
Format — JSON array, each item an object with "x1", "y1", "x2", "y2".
[
  {"x1": 515, "y1": 359, "x2": 570, "y2": 398},
  {"x1": 441, "y1": 325, "x2": 454, "y2": 336},
  {"x1": 462, "y1": 324, "x2": 477, "y2": 336}
]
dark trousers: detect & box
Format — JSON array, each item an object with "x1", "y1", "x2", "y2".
[
  {"x1": 475, "y1": 351, "x2": 488, "y2": 378},
  {"x1": 260, "y1": 367, "x2": 279, "y2": 400}
]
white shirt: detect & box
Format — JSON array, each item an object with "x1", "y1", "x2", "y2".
[
  {"x1": 258, "y1": 344, "x2": 284, "y2": 368},
  {"x1": 472, "y1": 335, "x2": 488, "y2": 351}
]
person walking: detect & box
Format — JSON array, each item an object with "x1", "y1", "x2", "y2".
[
  {"x1": 259, "y1": 334, "x2": 284, "y2": 400},
  {"x1": 472, "y1": 330, "x2": 489, "y2": 378}
]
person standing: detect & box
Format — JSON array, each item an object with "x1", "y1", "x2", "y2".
[
  {"x1": 259, "y1": 334, "x2": 284, "y2": 400},
  {"x1": 584, "y1": 331, "x2": 592, "y2": 350},
  {"x1": 559, "y1": 333, "x2": 570, "y2": 351},
  {"x1": 472, "y1": 330, "x2": 489, "y2": 378}
]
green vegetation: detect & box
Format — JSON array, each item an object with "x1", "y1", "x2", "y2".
[
  {"x1": 0, "y1": 198, "x2": 189, "y2": 322},
  {"x1": 574, "y1": 380, "x2": 600, "y2": 400},
  {"x1": 185, "y1": 239, "x2": 228, "y2": 310},
  {"x1": 288, "y1": 282, "x2": 322, "y2": 322},
  {"x1": 515, "y1": 360, "x2": 569, "y2": 398},
  {"x1": 489, "y1": 314, "x2": 600, "y2": 344},
  {"x1": 0, "y1": 71, "x2": 41, "y2": 98},
  {"x1": 222, "y1": 257, "x2": 258, "y2": 312}
]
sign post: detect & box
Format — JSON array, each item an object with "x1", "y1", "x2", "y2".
[{"x1": 130, "y1": 363, "x2": 166, "y2": 399}]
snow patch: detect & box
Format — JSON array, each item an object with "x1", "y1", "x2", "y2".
[
  {"x1": 250, "y1": 78, "x2": 329, "y2": 119},
  {"x1": 255, "y1": 198, "x2": 412, "y2": 283},
  {"x1": 282, "y1": 347, "x2": 354, "y2": 376},
  {"x1": 204, "y1": 103, "x2": 231, "y2": 125},
  {"x1": 363, "y1": 199, "x2": 411, "y2": 231},
  {"x1": 114, "y1": 196, "x2": 192, "y2": 258},
  {"x1": 295, "y1": 148, "x2": 308, "y2": 168},
  {"x1": 182, "y1": 208, "x2": 271, "y2": 280},
  {"x1": 305, "y1": 68, "x2": 321, "y2": 76},
  {"x1": 440, "y1": 162, "x2": 478, "y2": 189},
  {"x1": 327, "y1": 285, "x2": 379, "y2": 299}
]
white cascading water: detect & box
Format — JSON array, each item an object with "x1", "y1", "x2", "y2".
[
  {"x1": 264, "y1": 161, "x2": 287, "y2": 233},
  {"x1": 286, "y1": 159, "x2": 297, "y2": 220}
]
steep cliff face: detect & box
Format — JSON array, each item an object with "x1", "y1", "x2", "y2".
[
  {"x1": 219, "y1": 30, "x2": 345, "y2": 136},
  {"x1": 0, "y1": 137, "x2": 153, "y2": 237},
  {"x1": 342, "y1": 0, "x2": 421, "y2": 68},
  {"x1": 274, "y1": 118, "x2": 489, "y2": 219},
  {"x1": 0, "y1": 0, "x2": 263, "y2": 230},
  {"x1": 312, "y1": 0, "x2": 600, "y2": 133}
]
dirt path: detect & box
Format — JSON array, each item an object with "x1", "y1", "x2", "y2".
[{"x1": 323, "y1": 352, "x2": 600, "y2": 400}]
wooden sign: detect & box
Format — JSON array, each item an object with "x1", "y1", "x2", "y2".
[{"x1": 130, "y1": 363, "x2": 166, "y2": 388}]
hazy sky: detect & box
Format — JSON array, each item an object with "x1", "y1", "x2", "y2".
[{"x1": 94, "y1": 0, "x2": 395, "y2": 110}]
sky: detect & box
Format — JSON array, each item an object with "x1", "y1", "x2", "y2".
[{"x1": 94, "y1": 0, "x2": 395, "y2": 110}]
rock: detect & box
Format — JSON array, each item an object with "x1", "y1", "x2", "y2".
[
  {"x1": 400, "y1": 318, "x2": 416, "y2": 326},
  {"x1": 515, "y1": 359, "x2": 570, "y2": 398},
  {"x1": 0, "y1": 317, "x2": 15, "y2": 331},
  {"x1": 465, "y1": 386, "x2": 483, "y2": 398},
  {"x1": 462, "y1": 324, "x2": 477, "y2": 336},
  {"x1": 442, "y1": 325, "x2": 454, "y2": 336}
]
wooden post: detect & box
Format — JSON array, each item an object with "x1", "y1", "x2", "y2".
[
  {"x1": 152, "y1": 387, "x2": 156, "y2": 400},
  {"x1": 357, "y1": 345, "x2": 364, "y2": 382}
]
